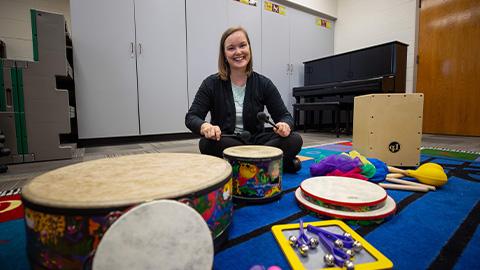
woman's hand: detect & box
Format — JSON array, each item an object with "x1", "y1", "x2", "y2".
[
  {"x1": 200, "y1": 123, "x2": 221, "y2": 141},
  {"x1": 274, "y1": 122, "x2": 291, "y2": 137}
]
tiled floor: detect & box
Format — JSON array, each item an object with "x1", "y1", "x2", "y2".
[{"x1": 0, "y1": 132, "x2": 479, "y2": 189}]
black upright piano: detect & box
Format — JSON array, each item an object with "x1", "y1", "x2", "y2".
[{"x1": 292, "y1": 41, "x2": 408, "y2": 132}]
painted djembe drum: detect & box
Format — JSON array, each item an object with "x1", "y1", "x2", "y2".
[
  {"x1": 295, "y1": 176, "x2": 397, "y2": 225},
  {"x1": 223, "y1": 145, "x2": 283, "y2": 202},
  {"x1": 21, "y1": 153, "x2": 233, "y2": 269}
]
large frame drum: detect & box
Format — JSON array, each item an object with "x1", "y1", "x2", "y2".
[
  {"x1": 223, "y1": 145, "x2": 283, "y2": 202},
  {"x1": 21, "y1": 153, "x2": 233, "y2": 269},
  {"x1": 92, "y1": 200, "x2": 214, "y2": 270}
]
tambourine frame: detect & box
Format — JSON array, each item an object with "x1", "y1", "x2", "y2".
[
  {"x1": 300, "y1": 176, "x2": 387, "y2": 208},
  {"x1": 295, "y1": 188, "x2": 397, "y2": 220}
]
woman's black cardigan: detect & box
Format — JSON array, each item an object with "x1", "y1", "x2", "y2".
[{"x1": 185, "y1": 72, "x2": 294, "y2": 139}]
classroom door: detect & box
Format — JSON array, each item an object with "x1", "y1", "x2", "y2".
[{"x1": 416, "y1": 0, "x2": 480, "y2": 136}]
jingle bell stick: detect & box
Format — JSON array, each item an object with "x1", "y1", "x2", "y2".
[
  {"x1": 379, "y1": 183, "x2": 429, "y2": 192},
  {"x1": 385, "y1": 177, "x2": 436, "y2": 191}
]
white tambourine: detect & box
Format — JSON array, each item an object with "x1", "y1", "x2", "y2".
[
  {"x1": 93, "y1": 200, "x2": 214, "y2": 270},
  {"x1": 300, "y1": 176, "x2": 387, "y2": 208},
  {"x1": 295, "y1": 188, "x2": 396, "y2": 220}
]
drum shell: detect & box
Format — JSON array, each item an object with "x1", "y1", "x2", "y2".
[
  {"x1": 22, "y1": 177, "x2": 233, "y2": 270},
  {"x1": 297, "y1": 202, "x2": 394, "y2": 226},
  {"x1": 224, "y1": 153, "x2": 283, "y2": 201}
]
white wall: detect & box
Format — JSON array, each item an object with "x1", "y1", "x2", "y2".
[
  {"x1": 0, "y1": 0, "x2": 70, "y2": 61},
  {"x1": 0, "y1": 0, "x2": 334, "y2": 61},
  {"x1": 334, "y1": 0, "x2": 417, "y2": 92},
  {"x1": 286, "y1": 0, "x2": 337, "y2": 18}
]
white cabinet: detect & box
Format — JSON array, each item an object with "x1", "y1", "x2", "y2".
[
  {"x1": 227, "y1": 0, "x2": 262, "y2": 73},
  {"x1": 186, "y1": 0, "x2": 228, "y2": 106},
  {"x1": 135, "y1": 0, "x2": 188, "y2": 134},
  {"x1": 71, "y1": 0, "x2": 188, "y2": 139},
  {"x1": 261, "y1": 1, "x2": 335, "y2": 113},
  {"x1": 72, "y1": 0, "x2": 334, "y2": 139},
  {"x1": 290, "y1": 7, "x2": 334, "y2": 89},
  {"x1": 71, "y1": 0, "x2": 139, "y2": 139},
  {"x1": 186, "y1": 0, "x2": 263, "y2": 106},
  {"x1": 261, "y1": 0, "x2": 291, "y2": 111}
]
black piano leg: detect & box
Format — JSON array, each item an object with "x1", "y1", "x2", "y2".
[
  {"x1": 335, "y1": 109, "x2": 340, "y2": 138},
  {"x1": 304, "y1": 110, "x2": 308, "y2": 133},
  {"x1": 346, "y1": 109, "x2": 351, "y2": 134},
  {"x1": 293, "y1": 108, "x2": 298, "y2": 130},
  {"x1": 318, "y1": 111, "x2": 323, "y2": 130}
]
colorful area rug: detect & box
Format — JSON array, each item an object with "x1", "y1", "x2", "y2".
[{"x1": 1, "y1": 142, "x2": 479, "y2": 270}]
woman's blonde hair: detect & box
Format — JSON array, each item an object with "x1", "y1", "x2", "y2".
[{"x1": 218, "y1": 27, "x2": 253, "y2": 81}]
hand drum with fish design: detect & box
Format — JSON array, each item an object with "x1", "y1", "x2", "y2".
[{"x1": 223, "y1": 145, "x2": 283, "y2": 202}]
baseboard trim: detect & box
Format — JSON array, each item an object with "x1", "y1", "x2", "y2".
[{"x1": 77, "y1": 133, "x2": 198, "y2": 148}]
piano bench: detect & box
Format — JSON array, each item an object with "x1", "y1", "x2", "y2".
[{"x1": 293, "y1": 101, "x2": 353, "y2": 137}]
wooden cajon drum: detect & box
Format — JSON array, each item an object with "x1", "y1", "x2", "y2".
[{"x1": 353, "y1": 93, "x2": 424, "y2": 167}]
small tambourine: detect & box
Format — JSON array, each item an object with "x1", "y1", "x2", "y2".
[
  {"x1": 92, "y1": 200, "x2": 214, "y2": 270},
  {"x1": 295, "y1": 188, "x2": 396, "y2": 221},
  {"x1": 300, "y1": 176, "x2": 387, "y2": 209}
]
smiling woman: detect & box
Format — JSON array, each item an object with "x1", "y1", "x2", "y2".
[
  {"x1": 219, "y1": 28, "x2": 252, "y2": 83},
  {"x1": 185, "y1": 26, "x2": 303, "y2": 173}
]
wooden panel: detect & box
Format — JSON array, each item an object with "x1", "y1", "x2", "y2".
[
  {"x1": 417, "y1": 0, "x2": 480, "y2": 136},
  {"x1": 353, "y1": 94, "x2": 424, "y2": 167}
]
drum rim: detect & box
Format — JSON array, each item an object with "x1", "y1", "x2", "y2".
[
  {"x1": 223, "y1": 145, "x2": 283, "y2": 158},
  {"x1": 300, "y1": 176, "x2": 387, "y2": 207},
  {"x1": 22, "y1": 153, "x2": 232, "y2": 209},
  {"x1": 223, "y1": 154, "x2": 283, "y2": 161},
  {"x1": 295, "y1": 188, "x2": 397, "y2": 220}
]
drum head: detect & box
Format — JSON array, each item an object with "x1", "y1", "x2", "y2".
[
  {"x1": 300, "y1": 176, "x2": 387, "y2": 207},
  {"x1": 92, "y1": 200, "x2": 213, "y2": 270},
  {"x1": 22, "y1": 153, "x2": 231, "y2": 209},
  {"x1": 295, "y1": 188, "x2": 396, "y2": 220},
  {"x1": 223, "y1": 145, "x2": 283, "y2": 159}
]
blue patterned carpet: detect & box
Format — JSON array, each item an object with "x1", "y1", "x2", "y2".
[
  {"x1": 213, "y1": 143, "x2": 480, "y2": 269},
  {"x1": 1, "y1": 143, "x2": 479, "y2": 270}
]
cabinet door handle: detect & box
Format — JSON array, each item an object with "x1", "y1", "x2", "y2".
[
  {"x1": 138, "y1": 43, "x2": 143, "y2": 55},
  {"x1": 286, "y1": 64, "x2": 293, "y2": 75},
  {"x1": 130, "y1": 42, "x2": 135, "y2": 58}
]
